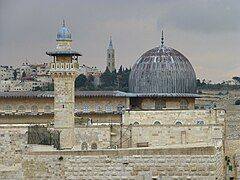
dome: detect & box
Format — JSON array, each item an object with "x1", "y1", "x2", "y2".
[
  {"x1": 129, "y1": 46, "x2": 197, "y2": 94},
  {"x1": 56, "y1": 21, "x2": 71, "y2": 40}
]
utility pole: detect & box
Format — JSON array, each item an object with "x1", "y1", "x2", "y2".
[{"x1": 120, "y1": 122, "x2": 123, "y2": 148}]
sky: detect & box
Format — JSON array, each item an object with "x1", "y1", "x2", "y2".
[{"x1": 0, "y1": 0, "x2": 239, "y2": 82}]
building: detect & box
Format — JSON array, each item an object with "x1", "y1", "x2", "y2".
[
  {"x1": 106, "y1": 36, "x2": 115, "y2": 72},
  {"x1": 0, "y1": 27, "x2": 230, "y2": 179},
  {"x1": 0, "y1": 65, "x2": 14, "y2": 80},
  {"x1": 46, "y1": 20, "x2": 81, "y2": 148}
]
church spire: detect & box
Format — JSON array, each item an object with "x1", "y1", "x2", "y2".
[
  {"x1": 107, "y1": 36, "x2": 115, "y2": 72},
  {"x1": 109, "y1": 36, "x2": 113, "y2": 49},
  {"x1": 63, "y1": 19, "x2": 65, "y2": 27},
  {"x1": 161, "y1": 30, "x2": 164, "y2": 47}
]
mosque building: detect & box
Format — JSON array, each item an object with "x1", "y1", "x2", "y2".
[{"x1": 0, "y1": 21, "x2": 228, "y2": 179}]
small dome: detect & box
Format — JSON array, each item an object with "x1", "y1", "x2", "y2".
[
  {"x1": 129, "y1": 46, "x2": 197, "y2": 94},
  {"x1": 56, "y1": 20, "x2": 71, "y2": 40}
]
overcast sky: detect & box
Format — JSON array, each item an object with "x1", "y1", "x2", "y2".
[{"x1": 0, "y1": 0, "x2": 239, "y2": 82}]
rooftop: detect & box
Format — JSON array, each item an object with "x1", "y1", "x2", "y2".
[{"x1": 0, "y1": 91, "x2": 200, "y2": 98}]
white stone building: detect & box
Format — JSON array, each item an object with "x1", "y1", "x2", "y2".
[{"x1": 0, "y1": 65, "x2": 14, "y2": 80}]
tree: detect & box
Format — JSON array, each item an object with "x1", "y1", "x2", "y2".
[
  {"x1": 100, "y1": 68, "x2": 117, "y2": 89},
  {"x1": 13, "y1": 70, "x2": 17, "y2": 80},
  {"x1": 232, "y1": 76, "x2": 240, "y2": 84},
  {"x1": 85, "y1": 75, "x2": 95, "y2": 90},
  {"x1": 75, "y1": 74, "x2": 87, "y2": 89},
  {"x1": 22, "y1": 71, "x2": 26, "y2": 78}
]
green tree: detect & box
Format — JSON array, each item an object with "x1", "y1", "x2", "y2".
[
  {"x1": 22, "y1": 71, "x2": 26, "y2": 78},
  {"x1": 13, "y1": 70, "x2": 17, "y2": 80},
  {"x1": 100, "y1": 68, "x2": 117, "y2": 89},
  {"x1": 75, "y1": 74, "x2": 87, "y2": 89}
]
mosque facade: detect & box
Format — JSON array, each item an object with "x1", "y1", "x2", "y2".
[{"x1": 0, "y1": 22, "x2": 235, "y2": 179}]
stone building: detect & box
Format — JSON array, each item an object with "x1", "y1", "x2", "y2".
[{"x1": 0, "y1": 25, "x2": 229, "y2": 179}]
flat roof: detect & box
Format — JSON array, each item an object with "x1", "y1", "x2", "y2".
[{"x1": 0, "y1": 91, "x2": 200, "y2": 98}]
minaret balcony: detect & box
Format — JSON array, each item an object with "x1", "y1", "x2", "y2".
[{"x1": 50, "y1": 62, "x2": 79, "y2": 73}]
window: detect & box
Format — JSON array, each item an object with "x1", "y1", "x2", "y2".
[
  {"x1": 95, "y1": 105, "x2": 101, "y2": 112},
  {"x1": 31, "y1": 105, "x2": 38, "y2": 115},
  {"x1": 154, "y1": 121, "x2": 161, "y2": 125},
  {"x1": 5, "y1": 105, "x2": 12, "y2": 113},
  {"x1": 83, "y1": 105, "x2": 90, "y2": 113},
  {"x1": 180, "y1": 99, "x2": 188, "y2": 109},
  {"x1": 235, "y1": 99, "x2": 240, "y2": 105},
  {"x1": 105, "y1": 105, "x2": 112, "y2": 113},
  {"x1": 108, "y1": 54, "x2": 110, "y2": 58},
  {"x1": 18, "y1": 105, "x2": 26, "y2": 114},
  {"x1": 81, "y1": 142, "x2": 88, "y2": 150},
  {"x1": 196, "y1": 120, "x2": 204, "y2": 125},
  {"x1": 155, "y1": 99, "x2": 166, "y2": 110},
  {"x1": 133, "y1": 122, "x2": 139, "y2": 126},
  {"x1": 91, "y1": 142, "x2": 97, "y2": 150},
  {"x1": 175, "y1": 121, "x2": 182, "y2": 125},
  {"x1": 44, "y1": 106, "x2": 51, "y2": 113}
]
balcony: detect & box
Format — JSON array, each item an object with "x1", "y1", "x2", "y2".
[{"x1": 50, "y1": 62, "x2": 79, "y2": 72}]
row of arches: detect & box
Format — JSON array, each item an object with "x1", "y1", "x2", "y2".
[
  {"x1": 155, "y1": 99, "x2": 189, "y2": 110},
  {"x1": 132, "y1": 119, "x2": 205, "y2": 126},
  {"x1": 4, "y1": 105, "x2": 52, "y2": 114},
  {"x1": 80, "y1": 104, "x2": 124, "y2": 113},
  {"x1": 81, "y1": 142, "x2": 97, "y2": 150}
]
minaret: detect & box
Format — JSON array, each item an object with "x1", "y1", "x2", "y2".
[
  {"x1": 107, "y1": 36, "x2": 115, "y2": 72},
  {"x1": 46, "y1": 20, "x2": 81, "y2": 149}
]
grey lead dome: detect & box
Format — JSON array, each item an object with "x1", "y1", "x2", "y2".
[{"x1": 129, "y1": 46, "x2": 197, "y2": 94}]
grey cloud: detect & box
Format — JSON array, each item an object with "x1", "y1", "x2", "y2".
[{"x1": 157, "y1": 0, "x2": 240, "y2": 33}]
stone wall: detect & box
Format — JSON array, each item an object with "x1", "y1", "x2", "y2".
[
  {"x1": 0, "y1": 126, "x2": 28, "y2": 179},
  {"x1": 21, "y1": 146, "x2": 224, "y2": 179},
  {"x1": 74, "y1": 126, "x2": 111, "y2": 149},
  {"x1": 235, "y1": 153, "x2": 240, "y2": 179},
  {"x1": 0, "y1": 126, "x2": 225, "y2": 179},
  {"x1": 74, "y1": 124, "x2": 224, "y2": 150},
  {"x1": 123, "y1": 109, "x2": 225, "y2": 125}
]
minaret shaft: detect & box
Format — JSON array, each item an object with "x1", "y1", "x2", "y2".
[{"x1": 47, "y1": 21, "x2": 81, "y2": 149}]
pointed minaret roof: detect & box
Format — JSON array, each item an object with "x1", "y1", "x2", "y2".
[
  {"x1": 161, "y1": 30, "x2": 164, "y2": 47},
  {"x1": 108, "y1": 36, "x2": 113, "y2": 49}
]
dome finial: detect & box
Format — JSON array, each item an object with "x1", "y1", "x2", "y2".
[
  {"x1": 161, "y1": 30, "x2": 164, "y2": 47},
  {"x1": 63, "y1": 19, "x2": 65, "y2": 27}
]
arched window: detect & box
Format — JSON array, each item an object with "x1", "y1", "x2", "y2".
[
  {"x1": 31, "y1": 105, "x2": 38, "y2": 115},
  {"x1": 117, "y1": 105, "x2": 123, "y2": 112},
  {"x1": 105, "y1": 105, "x2": 112, "y2": 113},
  {"x1": 155, "y1": 99, "x2": 166, "y2": 110},
  {"x1": 83, "y1": 104, "x2": 90, "y2": 113},
  {"x1": 133, "y1": 122, "x2": 139, "y2": 126},
  {"x1": 175, "y1": 121, "x2": 182, "y2": 125},
  {"x1": 81, "y1": 142, "x2": 88, "y2": 150},
  {"x1": 18, "y1": 105, "x2": 26, "y2": 114},
  {"x1": 235, "y1": 99, "x2": 240, "y2": 105},
  {"x1": 154, "y1": 121, "x2": 161, "y2": 125},
  {"x1": 91, "y1": 142, "x2": 97, "y2": 150},
  {"x1": 5, "y1": 105, "x2": 12, "y2": 113},
  {"x1": 180, "y1": 99, "x2": 188, "y2": 109},
  {"x1": 95, "y1": 105, "x2": 101, "y2": 112},
  {"x1": 196, "y1": 120, "x2": 204, "y2": 125},
  {"x1": 44, "y1": 106, "x2": 51, "y2": 113}
]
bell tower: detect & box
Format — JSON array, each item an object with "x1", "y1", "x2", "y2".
[
  {"x1": 46, "y1": 20, "x2": 81, "y2": 149},
  {"x1": 107, "y1": 36, "x2": 115, "y2": 72}
]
